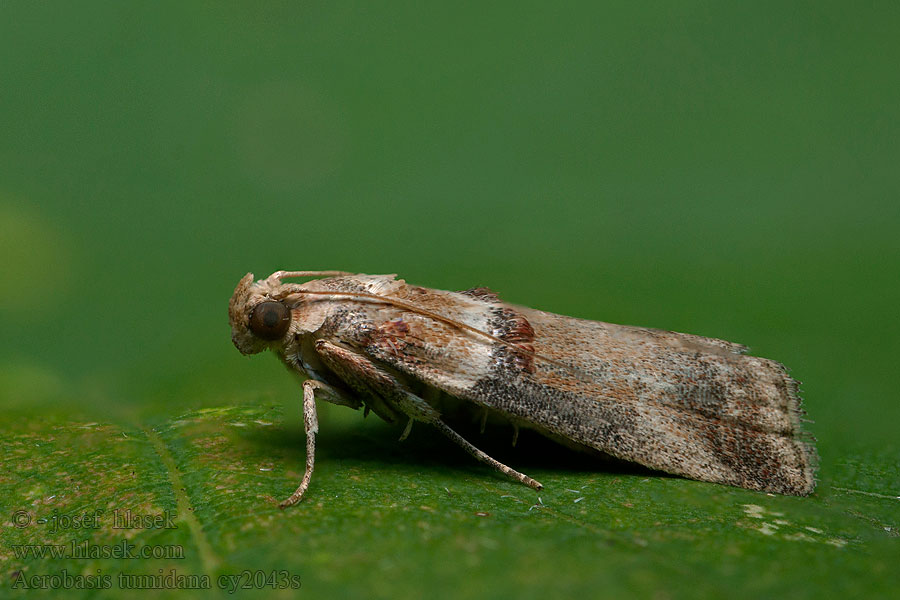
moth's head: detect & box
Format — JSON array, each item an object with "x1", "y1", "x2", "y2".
[{"x1": 228, "y1": 272, "x2": 294, "y2": 355}]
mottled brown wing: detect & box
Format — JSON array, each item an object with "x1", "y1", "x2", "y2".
[{"x1": 356, "y1": 286, "x2": 817, "y2": 496}]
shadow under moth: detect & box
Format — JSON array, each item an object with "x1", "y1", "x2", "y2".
[{"x1": 228, "y1": 270, "x2": 816, "y2": 507}]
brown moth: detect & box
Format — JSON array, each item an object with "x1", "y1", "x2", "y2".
[{"x1": 228, "y1": 270, "x2": 816, "y2": 507}]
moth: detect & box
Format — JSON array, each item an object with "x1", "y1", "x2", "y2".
[{"x1": 228, "y1": 270, "x2": 816, "y2": 507}]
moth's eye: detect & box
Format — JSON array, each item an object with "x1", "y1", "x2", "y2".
[{"x1": 248, "y1": 301, "x2": 291, "y2": 341}]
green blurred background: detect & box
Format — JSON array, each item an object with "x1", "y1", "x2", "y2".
[{"x1": 2, "y1": 1, "x2": 898, "y2": 493}]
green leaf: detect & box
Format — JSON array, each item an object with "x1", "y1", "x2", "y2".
[{"x1": 3, "y1": 405, "x2": 896, "y2": 598}]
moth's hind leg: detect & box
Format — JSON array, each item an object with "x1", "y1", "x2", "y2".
[
  {"x1": 428, "y1": 408, "x2": 543, "y2": 491},
  {"x1": 313, "y1": 339, "x2": 543, "y2": 492}
]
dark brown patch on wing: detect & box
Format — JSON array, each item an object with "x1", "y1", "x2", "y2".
[{"x1": 487, "y1": 307, "x2": 536, "y2": 374}]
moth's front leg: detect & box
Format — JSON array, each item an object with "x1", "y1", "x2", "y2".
[
  {"x1": 312, "y1": 339, "x2": 403, "y2": 424},
  {"x1": 279, "y1": 379, "x2": 357, "y2": 508},
  {"x1": 313, "y1": 339, "x2": 543, "y2": 492}
]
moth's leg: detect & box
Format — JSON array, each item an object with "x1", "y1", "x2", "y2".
[
  {"x1": 399, "y1": 418, "x2": 414, "y2": 441},
  {"x1": 313, "y1": 340, "x2": 401, "y2": 424},
  {"x1": 398, "y1": 389, "x2": 543, "y2": 491},
  {"x1": 435, "y1": 421, "x2": 542, "y2": 490},
  {"x1": 279, "y1": 379, "x2": 353, "y2": 508},
  {"x1": 314, "y1": 339, "x2": 543, "y2": 491}
]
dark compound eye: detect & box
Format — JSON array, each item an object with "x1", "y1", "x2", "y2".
[{"x1": 248, "y1": 301, "x2": 291, "y2": 340}]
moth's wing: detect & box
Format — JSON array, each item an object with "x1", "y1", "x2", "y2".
[
  {"x1": 514, "y1": 306, "x2": 816, "y2": 495},
  {"x1": 358, "y1": 288, "x2": 817, "y2": 496}
]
